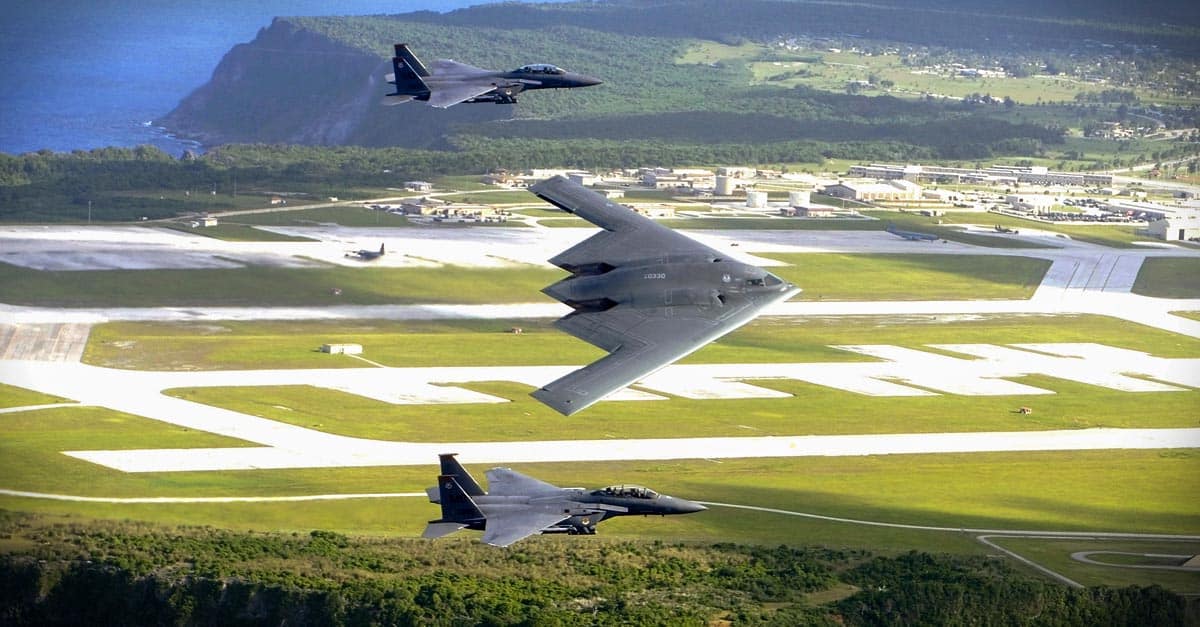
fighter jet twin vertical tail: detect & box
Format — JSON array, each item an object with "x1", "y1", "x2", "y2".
[
  {"x1": 423, "y1": 454, "x2": 706, "y2": 547},
  {"x1": 528, "y1": 176, "x2": 801, "y2": 416},
  {"x1": 384, "y1": 44, "x2": 602, "y2": 108}
]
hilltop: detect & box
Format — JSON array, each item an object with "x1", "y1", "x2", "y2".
[{"x1": 158, "y1": 0, "x2": 1200, "y2": 156}]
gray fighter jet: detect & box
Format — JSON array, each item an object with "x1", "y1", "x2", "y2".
[
  {"x1": 384, "y1": 44, "x2": 602, "y2": 108},
  {"x1": 529, "y1": 176, "x2": 801, "y2": 416},
  {"x1": 423, "y1": 454, "x2": 706, "y2": 547}
]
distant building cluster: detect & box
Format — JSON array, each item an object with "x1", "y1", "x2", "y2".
[{"x1": 850, "y1": 163, "x2": 1114, "y2": 187}]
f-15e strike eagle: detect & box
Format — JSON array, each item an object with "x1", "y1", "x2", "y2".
[
  {"x1": 423, "y1": 454, "x2": 706, "y2": 547},
  {"x1": 529, "y1": 176, "x2": 801, "y2": 416},
  {"x1": 384, "y1": 43, "x2": 602, "y2": 108}
]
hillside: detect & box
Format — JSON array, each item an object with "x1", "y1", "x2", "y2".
[{"x1": 159, "y1": 0, "x2": 1151, "y2": 156}]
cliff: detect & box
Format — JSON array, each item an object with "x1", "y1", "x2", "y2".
[{"x1": 159, "y1": 18, "x2": 511, "y2": 149}]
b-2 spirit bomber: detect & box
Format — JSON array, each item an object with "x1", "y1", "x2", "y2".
[
  {"x1": 384, "y1": 44, "x2": 602, "y2": 108},
  {"x1": 529, "y1": 176, "x2": 801, "y2": 416},
  {"x1": 423, "y1": 454, "x2": 706, "y2": 547}
]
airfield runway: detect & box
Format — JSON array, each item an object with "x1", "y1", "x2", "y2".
[{"x1": 1, "y1": 223, "x2": 1199, "y2": 473}]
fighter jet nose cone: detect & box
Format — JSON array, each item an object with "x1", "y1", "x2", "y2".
[
  {"x1": 670, "y1": 498, "x2": 706, "y2": 514},
  {"x1": 580, "y1": 76, "x2": 602, "y2": 87}
]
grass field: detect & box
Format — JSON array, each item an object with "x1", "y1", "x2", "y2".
[
  {"x1": 1133, "y1": 257, "x2": 1200, "y2": 298},
  {"x1": 767, "y1": 254, "x2": 1049, "y2": 301},
  {"x1": 76, "y1": 313, "x2": 1196, "y2": 445},
  {"x1": 163, "y1": 373, "x2": 1200, "y2": 444},
  {"x1": 225, "y1": 205, "x2": 414, "y2": 228},
  {"x1": 434, "y1": 190, "x2": 539, "y2": 205},
  {"x1": 158, "y1": 222, "x2": 317, "y2": 242},
  {"x1": 0, "y1": 251, "x2": 1050, "y2": 308},
  {"x1": 83, "y1": 313, "x2": 1200, "y2": 371},
  {"x1": 989, "y1": 537, "x2": 1200, "y2": 592},
  {"x1": 0, "y1": 440, "x2": 1194, "y2": 563},
  {"x1": 0, "y1": 383, "x2": 70, "y2": 409},
  {"x1": 0, "y1": 263, "x2": 563, "y2": 308}
]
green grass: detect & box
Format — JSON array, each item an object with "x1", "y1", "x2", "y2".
[
  {"x1": 0, "y1": 448, "x2": 1194, "y2": 559},
  {"x1": 990, "y1": 537, "x2": 1200, "y2": 593},
  {"x1": 1171, "y1": 311, "x2": 1200, "y2": 322},
  {"x1": 0, "y1": 383, "x2": 71, "y2": 409},
  {"x1": 0, "y1": 406, "x2": 256, "y2": 499},
  {"x1": 766, "y1": 253, "x2": 1050, "y2": 301},
  {"x1": 0, "y1": 250, "x2": 1052, "y2": 309},
  {"x1": 159, "y1": 222, "x2": 316, "y2": 242},
  {"x1": 434, "y1": 190, "x2": 538, "y2": 205},
  {"x1": 164, "y1": 372, "x2": 1200, "y2": 444},
  {"x1": 1133, "y1": 257, "x2": 1200, "y2": 298},
  {"x1": 0, "y1": 263, "x2": 562, "y2": 308},
  {"x1": 84, "y1": 313, "x2": 1200, "y2": 372},
  {"x1": 226, "y1": 205, "x2": 414, "y2": 227},
  {"x1": 733, "y1": 44, "x2": 1174, "y2": 107}
]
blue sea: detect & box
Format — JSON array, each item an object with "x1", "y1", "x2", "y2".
[{"x1": 0, "y1": 1, "x2": 508, "y2": 156}]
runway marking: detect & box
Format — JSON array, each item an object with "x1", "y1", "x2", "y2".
[{"x1": 59, "y1": 428, "x2": 1200, "y2": 473}]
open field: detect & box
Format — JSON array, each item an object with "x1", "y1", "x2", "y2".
[
  {"x1": 158, "y1": 222, "x2": 316, "y2": 242},
  {"x1": 226, "y1": 205, "x2": 414, "y2": 228},
  {"x1": 82, "y1": 313, "x2": 1200, "y2": 371},
  {"x1": 0, "y1": 383, "x2": 70, "y2": 409},
  {"x1": 163, "y1": 375, "x2": 1200, "y2": 443},
  {"x1": 0, "y1": 264, "x2": 563, "y2": 308},
  {"x1": 690, "y1": 41, "x2": 1175, "y2": 107},
  {"x1": 0, "y1": 252, "x2": 1052, "y2": 309},
  {"x1": 1, "y1": 419, "x2": 1195, "y2": 560},
  {"x1": 767, "y1": 254, "x2": 1049, "y2": 301},
  {"x1": 989, "y1": 537, "x2": 1200, "y2": 591},
  {"x1": 1134, "y1": 257, "x2": 1200, "y2": 298},
  {"x1": 434, "y1": 190, "x2": 538, "y2": 205}
]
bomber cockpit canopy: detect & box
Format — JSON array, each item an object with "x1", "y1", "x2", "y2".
[
  {"x1": 514, "y1": 64, "x2": 565, "y2": 75},
  {"x1": 594, "y1": 485, "x2": 659, "y2": 499},
  {"x1": 746, "y1": 273, "x2": 785, "y2": 288}
]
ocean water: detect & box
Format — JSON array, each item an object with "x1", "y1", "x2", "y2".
[{"x1": 0, "y1": 1, "x2": 499, "y2": 156}]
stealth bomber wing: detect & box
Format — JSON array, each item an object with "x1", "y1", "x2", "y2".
[{"x1": 528, "y1": 176, "x2": 801, "y2": 416}]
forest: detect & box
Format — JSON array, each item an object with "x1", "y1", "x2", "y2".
[{"x1": 0, "y1": 512, "x2": 1191, "y2": 626}]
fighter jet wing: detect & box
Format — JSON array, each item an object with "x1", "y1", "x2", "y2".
[
  {"x1": 485, "y1": 468, "x2": 562, "y2": 496},
  {"x1": 532, "y1": 297, "x2": 776, "y2": 416},
  {"x1": 429, "y1": 59, "x2": 490, "y2": 76},
  {"x1": 426, "y1": 82, "x2": 501, "y2": 108},
  {"x1": 530, "y1": 176, "x2": 726, "y2": 270},
  {"x1": 481, "y1": 508, "x2": 571, "y2": 547}
]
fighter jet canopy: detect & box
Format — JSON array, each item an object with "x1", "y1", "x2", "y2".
[
  {"x1": 593, "y1": 485, "x2": 659, "y2": 499},
  {"x1": 514, "y1": 64, "x2": 565, "y2": 75}
]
